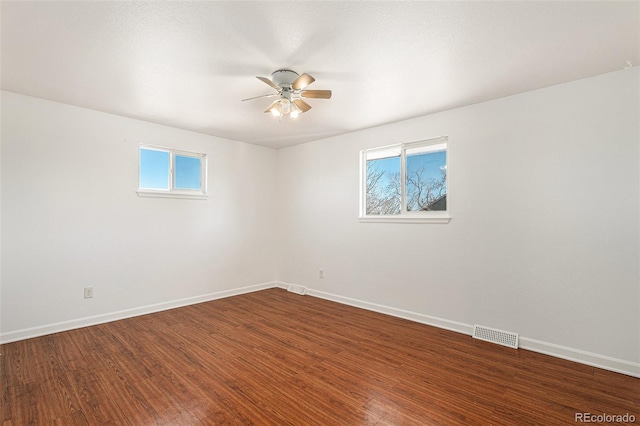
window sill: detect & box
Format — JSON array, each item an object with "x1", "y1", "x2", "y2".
[
  {"x1": 136, "y1": 190, "x2": 208, "y2": 200},
  {"x1": 359, "y1": 214, "x2": 451, "y2": 224}
]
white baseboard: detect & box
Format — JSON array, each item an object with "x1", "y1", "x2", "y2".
[
  {"x1": 280, "y1": 283, "x2": 639, "y2": 378},
  {"x1": 0, "y1": 281, "x2": 280, "y2": 344},
  {"x1": 519, "y1": 337, "x2": 639, "y2": 378},
  {"x1": 305, "y1": 287, "x2": 474, "y2": 336}
]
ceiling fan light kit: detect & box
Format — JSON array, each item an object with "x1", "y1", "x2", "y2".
[{"x1": 242, "y1": 69, "x2": 332, "y2": 120}]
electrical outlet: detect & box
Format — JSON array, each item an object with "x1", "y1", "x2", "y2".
[
  {"x1": 319, "y1": 269, "x2": 324, "y2": 279},
  {"x1": 84, "y1": 286, "x2": 94, "y2": 299}
]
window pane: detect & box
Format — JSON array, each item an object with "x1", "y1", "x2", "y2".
[
  {"x1": 366, "y1": 155, "x2": 401, "y2": 215},
  {"x1": 405, "y1": 145, "x2": 447, "y2": 211},
  {"x1": 139, "y1": 148, "x2": 170, "y2": 190},
  {"x1": 175, "y1": 155, "x2": 201, "y2": 190}
]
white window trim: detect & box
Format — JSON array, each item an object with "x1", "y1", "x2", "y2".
[
  {"x1": 359, "y1": 136, "x2": 450, "y2": 224},
  {"x1": 137, "y1": 145, "x2": 208, "y2": 200},
  {"x1": 136, "y1": 190, "x2": 208, "y2": 200}
]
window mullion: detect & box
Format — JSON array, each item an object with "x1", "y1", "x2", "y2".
[
  {"x1": 201, "y1": 154, "x2": 206, "y2": 191},
  {"x1": 169, "y1": 152, "x2": 175, "y2": 191},
  {"x1": 400, "y1": 146, "x2": 407, "y2": 214},
  {"x1": 360, "y1": 151, "x2": 367, "y2": 217}
]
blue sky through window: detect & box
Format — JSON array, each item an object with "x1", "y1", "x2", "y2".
[
  {"x1": 175, "y1": 155, "x2": 201, "y2": 190},
  {"x1": 140, "y1": 148, "x2": 170, "y2": 190},
  {"x1": 367, "y1": 151, "x2": 446, "y2": 187},
  {"x1": 368, "y1": 156, "x2": 400, "y2": 176},
  {"x1": 406, "y1": 150, "x2": 447, "y2": 211},
  {"x1": 407, "y1": 151, "x2": 447, "y2": 185}
]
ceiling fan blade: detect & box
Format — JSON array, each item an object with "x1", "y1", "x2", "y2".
[
  {"x1": 241, "y1": 93, "x2": 278, "y2": 102},
  {"x1": 292, "y1": 73, "x2": 315, "y2": 90},
  {"x1": 264, "y1": 100, "x2": 280, "y2": 113},
  {"x1": 256, "y1": 76, "x2": 280, "y2": 90},
  {"x1": 293, "y1": 99, "x2": 312, "y2": 113},
  {"x1": 301, "y1": 90, "x2": 332, "y2": 99}
]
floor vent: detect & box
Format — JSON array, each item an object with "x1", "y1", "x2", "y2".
[
  {"x1": 287, "y1": 284, "x2": 307, "y2": 295},
  {"x1": 473, "y1": 325, "x2": 519, "y2": 349}
]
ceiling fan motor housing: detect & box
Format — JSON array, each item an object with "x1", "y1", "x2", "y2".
[{"x1": 271, "y1": 69, "x2": 299, "y2": 89}]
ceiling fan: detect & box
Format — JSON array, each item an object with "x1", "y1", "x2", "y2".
[{"x1": 241, "y1": 69, "x2": 332, "y2": 119}]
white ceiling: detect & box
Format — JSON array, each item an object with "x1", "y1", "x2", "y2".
[{"x1": 2, "y1": 1, "x2": 638, "y2": 149}]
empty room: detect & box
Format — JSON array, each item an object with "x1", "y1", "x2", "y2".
[{"x1": 1, "y1": 1, "x2": 639, "y2": 425}]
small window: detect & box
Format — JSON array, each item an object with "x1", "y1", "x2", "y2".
[
  {"x1": 360, "y1": 137, "x2": 449, "y2": 223},
  {"x1": 138, "y1": 146, "x2": 207, "y2": 199}
]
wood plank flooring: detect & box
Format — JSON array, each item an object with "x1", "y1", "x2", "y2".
[{"x1": 1, "y1": 288, "x2": 638, "y2": 425}]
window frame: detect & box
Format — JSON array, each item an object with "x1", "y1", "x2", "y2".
[
  {"x1": 137, "y1": 145, "x2": 208, "y2": 200},
  {"x1": 359, "y1": 136, "x2": 450, "y2": 224}
]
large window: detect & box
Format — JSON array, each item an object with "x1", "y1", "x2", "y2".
[
  {"x1": 138, "y1": 146, "x2": 207, "y2": 199},
  {"x1": 360, "y1": 137, "x2": 449, "y2": 223}
]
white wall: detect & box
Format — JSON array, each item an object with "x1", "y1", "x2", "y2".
[
  {"x1": 1, "y1": 69, "x2": 638, "y2": 376},
  {"x1": 277, "y1": 68, "x2": 640, "y2": 372},
  {"x1": 1, "y1": 91, "x2": 278, "y2": 340}
]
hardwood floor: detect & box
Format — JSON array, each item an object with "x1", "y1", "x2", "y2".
[{"x1": 1, "y1": 288, "x2": 638, "y2": 425}]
